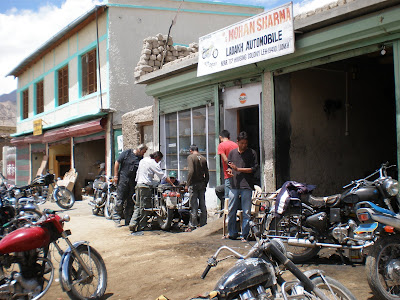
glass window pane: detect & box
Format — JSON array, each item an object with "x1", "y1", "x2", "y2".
[
  {"x1": 192, "y1": 107, "x2": 206, "y2": 154},
  {"x1": 165, "y1": 113, "x2": 177, "y2": 172},
  {"x1": 208, "y1": 105, "x2": 216, "y2": 188}
]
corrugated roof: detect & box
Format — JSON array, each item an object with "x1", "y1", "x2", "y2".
[{"x1": 7, "y1": 5, "x2": 107, "y2": 77}]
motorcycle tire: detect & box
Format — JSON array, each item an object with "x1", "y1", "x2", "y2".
[
  {"x1": 65, "y1": 244, "x2": 107, "y2": 300},
  {"x1": 365, "y1": 235, "x2": 400, "y2": 300},
  {"x1": 104, "y1": 193, "x2": 117, "y2": 220},
  {"x1": 310, "y1": 275, "x2": 357, "y2": 300},
  {"x1": 53, "y1": 186, "x2": 75, "y2": 209},
  {"x1": 157, "y1": 205, "x2": 173, "y2": 231},
  {"x1": 92, "y1": 207, "x2": 100, "y2": 216},
  {"x1": 268, "y1": 207, "x2": 320, "y2": 263}
]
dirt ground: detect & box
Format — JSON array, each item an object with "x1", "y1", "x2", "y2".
[{"x1": 41, "y1": 200, "x2": 376, "y2": 300}]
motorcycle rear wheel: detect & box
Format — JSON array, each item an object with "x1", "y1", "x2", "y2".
[
  {"x1": 366, "y1": 235, "x2": 400, "y2": 300},
  {"x1": 66, "y1": 244, "x2": 107, "y2": 300},
  {"x1": 104, "y1": 193, "x2": 117, "y2": 220},
  {"x1": 268, "y1": 207, "x2": 320, "y2": 263},
  {"x1": 310, "y1": 275, "x2": 357, "y2": 299},
  {"x1": 53, "y1": 186, "x2": 75, "y2": 209}
]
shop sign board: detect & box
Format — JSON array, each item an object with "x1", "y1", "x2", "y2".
[
  {"x1": 197, "y1": 2, "x2": 294, "y2": 77},
  {"x1": 33, "y1": 119, "x2": 43, "y2": 136}
]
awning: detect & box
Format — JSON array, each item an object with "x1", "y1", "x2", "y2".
[{"x1": 11, "y1": 117, "x2": 106, "y2": 146}]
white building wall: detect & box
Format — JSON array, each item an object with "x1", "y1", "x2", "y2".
[{"x1": 16, "y1": 12, "x2": 108, "y2": 134}]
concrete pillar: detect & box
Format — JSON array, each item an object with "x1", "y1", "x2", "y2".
[{"x1": 262, "y1": 71, "x2": 276, "y2": 191}]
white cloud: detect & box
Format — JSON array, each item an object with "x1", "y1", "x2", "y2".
[
  {"x1": 0, "y1": 0, "x2": 102, "y2": 95},
  {"x1": 293, "y1": 0, "x2": 337, "y2": 15}
]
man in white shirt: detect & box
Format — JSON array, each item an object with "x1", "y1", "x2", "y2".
[{"x1": 129, "y1": 151, "x2": 174, "y2": 232}]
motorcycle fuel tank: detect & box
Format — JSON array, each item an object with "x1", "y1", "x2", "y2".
[
  {"x1": 0, "y1": 227, "x2": 51, "y2": 254},
  {"x1": 214, "y1": 258, "x2": 274, "y2": 297},
  {"x1": 342, "y1": 186, "x2": 380, "y2": 204}
]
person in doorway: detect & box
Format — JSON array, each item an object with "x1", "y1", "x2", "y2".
[
  {"x1": 217, "y1": 130, "x2": 238, "y2": 205},
  {"x1": 129, "y1": 151, "x2": 175, "y2": 232},
  {"x1": 113, "y1": 144, "x2": 148, "y2": 227},
  {"x1": 185, "y1": 144, "x2": 209, "y2": 231},
  {"x1": 226, "y1": 131, "x2": 258, "y2": 242}
]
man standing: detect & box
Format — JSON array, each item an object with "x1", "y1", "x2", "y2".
[
  {"x1": 129, "y1": 151, "x2": 175, "y2": 232},
  {"x1": 217, "y1": 130, "x2": 238, "y2": 207},
  {"x1": 226, "y1": 131, "x2": 258, "y2": 241},
  {"x1": 113, "y1": 144, "x2": 148, "y2": 227},
  {"x1": 185, "y1": 144, "x2": 209, "y2": 231}
]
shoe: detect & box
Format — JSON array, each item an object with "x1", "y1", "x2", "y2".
[
  {"x1": 129, "y1": 224, "x2": 137, "y2": 232},
  {"x1": 114, "y1": 221, "x2": 122, "y2": 228}
]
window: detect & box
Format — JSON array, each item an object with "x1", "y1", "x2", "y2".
[
  {"x1": 36, "y1": 80, "x2": 44, "y2": 114},
  {"x1": 81, "y1": 49, "x2": 97, "y2": 96},
  {"x1": 22, "y1": 89, "x2": 29, "y2": 119},
  {"x1": 161, "y1": 105, "x2": 216, "y2": 187},
  {"x1": 58, "y1": 65, "x2": 69, "y2": 105}
]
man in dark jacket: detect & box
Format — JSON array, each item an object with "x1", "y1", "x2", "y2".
[
  {"x1": 185, "y1": 144, "x2": 209, "y2": 231},
  {"x1": 113, "y1": 144, "x2": 148, "y2": 227}
]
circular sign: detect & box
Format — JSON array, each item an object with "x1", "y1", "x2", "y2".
[{"x1": 239, "y1": 92, "x2": 247, "y2": 104}]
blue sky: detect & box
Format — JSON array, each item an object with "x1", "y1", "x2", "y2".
[{"x1": 0, "y1": 0, "x2": 332, "y2": 95}]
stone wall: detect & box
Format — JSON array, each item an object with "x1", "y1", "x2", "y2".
[
  {"x1": 134, "y1": 34, "x2": 198, "y2": 79},
  {"x1": 121, "y1": 106, "x2": 153, "y2": 150}
]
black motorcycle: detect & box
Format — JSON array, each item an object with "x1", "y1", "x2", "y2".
[
  {"x1": 266, "y1": 162, "x2": 399, "y2": 263},
  {"x1": 193, "y1": 221, "x2": 356, "y2": 300}
]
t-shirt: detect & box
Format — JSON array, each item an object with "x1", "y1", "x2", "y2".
[
  {"x1": 228, "y1": 147, "x2": 258, "y2": 190},
  {"x1": 117, "y1": 149, "x2": 142, "y2": 180},
  {"x1": 186, "y1": 153, "x2": 209, "y2": 186},
  {"x1": 136, "y1": 157, "x2": 166, "y2": 185},
  {"x1": 217, "y1": 140, "x2": 238, "y2": 179}
]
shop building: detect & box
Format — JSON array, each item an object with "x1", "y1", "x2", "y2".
[
  {"x1": 7, "y1": 0, "x2": 263, "y2": 197},
  {"x1": 136, "y1": 0, "x2": 400, "y2": 208}
]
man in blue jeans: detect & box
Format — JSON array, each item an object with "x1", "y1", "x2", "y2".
[{"x1": 226, "y1": 131, "x2": 258, "y2": 242}]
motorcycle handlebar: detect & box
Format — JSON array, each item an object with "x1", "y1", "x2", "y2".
[{"x1": 201, "y1": 264, "x2": 212, "y2": 279}]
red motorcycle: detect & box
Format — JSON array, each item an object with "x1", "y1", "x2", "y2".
[{"x1": 0, "y1": 209, "x2": 107, "y2": 299}]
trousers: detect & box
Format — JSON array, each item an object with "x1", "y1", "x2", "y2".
[
  {"x1": 129, "y1": 184, "x2": 152, "y2": 230},
  {"x1": 189, "y1": 182, "x2": 207, "y2": 227}
]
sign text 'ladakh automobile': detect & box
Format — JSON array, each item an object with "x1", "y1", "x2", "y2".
[{"x1": 0, "y1": 209, "x2": 107, "y2": 299}]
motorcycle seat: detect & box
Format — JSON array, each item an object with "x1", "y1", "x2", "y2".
[{"x1": 304, "y1": 194, "x2": 341, "y2": 208}]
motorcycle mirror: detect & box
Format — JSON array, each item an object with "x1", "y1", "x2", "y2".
[{"x1": 62, "y1": 215, "x2": 71, "y2": 222}]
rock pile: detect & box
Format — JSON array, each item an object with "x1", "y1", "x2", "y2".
[{"x1": 134, "y1": 33, "x2": 198, "y2": 79}]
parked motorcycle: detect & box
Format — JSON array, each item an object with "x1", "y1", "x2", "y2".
[
  {"x1": 356, "y1": 201, "x2": 400, "y2": 300},
  {"x1": 88, "y1": 175, "x2": 117, "y2": 218},
  {"x1": 194, "y1": 221, "x2": 356, "y2": 300},
  {"x1": 266, "y1": 162, "x2": 399, "y2": 263},
  {"x1": 16, "y1": 171, "x2": 75, "y2": 210},
  {"x1": 0, "y1": 208, "x2": 107, "y2": 299}
]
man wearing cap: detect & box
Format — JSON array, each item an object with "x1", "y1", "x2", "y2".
[
  {"x1": 185, "y1": 144, "x2": 209, "y2": 231},
  {"x1": 161, "y1": 171, "x2": 180, "y2": 186}
]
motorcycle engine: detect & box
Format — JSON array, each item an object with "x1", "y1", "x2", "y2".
[{"x1": 331, "y1": 220, "x2": 357, "y2": 244}]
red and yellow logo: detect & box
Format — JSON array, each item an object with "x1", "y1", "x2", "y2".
[{"x1": 239, "y1": 92, "x2": 247, "y2": 104}]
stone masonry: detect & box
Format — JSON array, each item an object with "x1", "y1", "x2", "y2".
[{"x1": 134, "y1": 33, "x2": 198, "y2": 79}]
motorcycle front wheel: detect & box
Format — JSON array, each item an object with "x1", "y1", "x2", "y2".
[
  {"x1": 268, "y1": 207, "x2": 320, "y2": 263},
  {"x1": 66, "y1": 244, "x2": 107, "y2": 300},
  {"x1": 365, "y1": 235, "x2": 400, "y2": 300},
  {"x1": 53, "y1": 186, "x2": 75, "y2": 209},
  {"x1": 310, "y1": 275, "x2": 357, "y2": 299},
  {"x1": 157, "y1": 205, "x2": 173, "y2": 231},
  {"x1": 104, "y1": 193, "x2": 117, "y2": 220}
]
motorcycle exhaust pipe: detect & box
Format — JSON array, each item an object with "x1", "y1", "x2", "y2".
[
  {"x1": 371, "y1": 214, "x2": 400, "y2": 231},
  {"x1": 287, "y1": 238, "x2": 374, "y2": 250}
]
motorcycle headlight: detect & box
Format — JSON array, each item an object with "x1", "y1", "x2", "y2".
[{"x1": 383, "y1": 178, "x2": 399, "y2": 197}]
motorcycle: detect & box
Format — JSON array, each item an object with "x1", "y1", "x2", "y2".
[
  {"x1": 266, "y1": 162, "x2": 399, "y2": 263},
  {"x1": 135, "y1": 184, "x2": 189, "y2": 231},
  {"x1": 88, "y1": 175, "x2": 117, "y2": 219},
  {"x1": 0, "y1": 208, "x2": 107, "y2": 299},
  {"x1": 356, "y1": 201, "x2": 400, "y2": 300},
  {"x1": 16, "y1": 171, "x2": 75, "y2": 210},
  {"x1": 192, "y1": 221, "x2": 356, "y2": 300}
]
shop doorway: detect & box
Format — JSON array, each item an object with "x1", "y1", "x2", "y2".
[
  {"x1": 274, "y1": 49, "x2": 397, "y2": 195},
  {"x1": 238, "y1": 106, "x2": 260, "y2": 157},
  {"x1": 48, "y1": 143, "x2": 71, "y2": 179}
]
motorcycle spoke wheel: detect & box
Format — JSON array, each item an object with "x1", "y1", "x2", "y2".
[
  {"x1": 310, "y1": 275, "x2": 357, "y2": 300},
  {"x1": 54, "y1": 186, "x2": 75, "y2": 209},
  {"x1": 269, "y1": 208, "x2": 320, "y2": 263},
  {"x1": 366, "y1": 235, "x2": 400, "y2": 299},
  {"x1": 66, "y1": 246, "x2": 107, "y2": 300},
  {"x1": 156, "y1": 205, "x2": 173, "y2": 231},
  {"x1": 105, "y1": 194, "x2": 117, "y2": 220}
]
